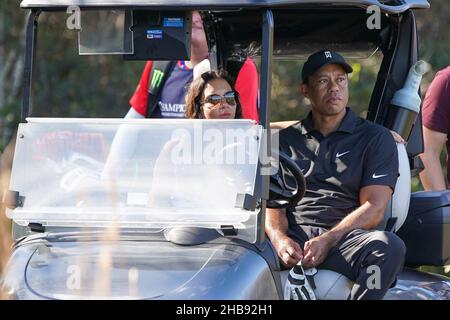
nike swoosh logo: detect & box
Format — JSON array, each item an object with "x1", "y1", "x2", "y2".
[
  {"x1": 372, "y1": 173, "x2": 388, "y2": 179},
  {"x1": 336, "y1": 151, "x2": 350, "y2": 158}
]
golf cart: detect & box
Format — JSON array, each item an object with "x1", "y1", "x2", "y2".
[{"x1": 1, "y1": 0, "x2": 450, "y2": 300}]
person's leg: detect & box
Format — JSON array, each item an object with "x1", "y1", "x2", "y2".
[{"x1": 320, "y1": 229, "x2": 406, "y2": 300}]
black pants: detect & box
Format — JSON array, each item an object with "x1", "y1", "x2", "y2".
[{"x1": 287, "y1": 225, "x2": 406, "y2": 300}]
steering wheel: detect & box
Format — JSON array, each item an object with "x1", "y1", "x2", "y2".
[{"x1": 267, "y1": 151, "x2": 306, "y2": 208}]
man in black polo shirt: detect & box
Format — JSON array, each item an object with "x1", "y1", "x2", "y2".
[{"x1": 266, "y1": 50, "x2": 406, "y2": 300}]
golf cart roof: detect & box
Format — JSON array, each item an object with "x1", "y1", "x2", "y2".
[{"x1": 20, "y1": 0, "x2": 429, "y2": 13}]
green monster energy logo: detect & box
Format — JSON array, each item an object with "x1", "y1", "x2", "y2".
[{"x1": 151, "y1": 69, "x2": 165, "y2": 89}]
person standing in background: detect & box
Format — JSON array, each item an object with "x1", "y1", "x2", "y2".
[{"x1": 420, "y1": 66, "x2": 450, "y2": 191}]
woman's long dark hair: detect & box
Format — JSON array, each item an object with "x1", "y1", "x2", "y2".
[{"x1": 185, "y1": 70, "x2": 242, "y2": 119}]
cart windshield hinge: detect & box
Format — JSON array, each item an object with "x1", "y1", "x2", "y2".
[
  {"x1": 235, "y1": 193, "x2": 257, "y2": 211},
  {"x1": 220, "y1": 225, "x2": 238, "y2": 236},
  {"x1": 3, "y1": 190, "x2": 25, "y2": 209}
]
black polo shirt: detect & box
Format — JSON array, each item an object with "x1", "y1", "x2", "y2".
[{"x1": 278, "y1": 108, "x2": 399, "y2": 230}]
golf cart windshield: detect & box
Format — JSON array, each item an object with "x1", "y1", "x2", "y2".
[{"x1": 7, "y1": 118, "x2": 262, "y2": 243}]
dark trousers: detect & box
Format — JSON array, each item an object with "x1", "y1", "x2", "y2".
[{"x1": 287, "y1": 225, "x2": 406, "y2": 300}]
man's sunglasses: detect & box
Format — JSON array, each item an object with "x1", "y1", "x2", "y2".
[{"x1": 203, "y1": 91, "x2": 237, "y2": 107}]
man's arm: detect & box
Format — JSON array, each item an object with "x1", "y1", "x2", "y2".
[
  {"x1": 265, "y1": 208, "x2": 303, "y2": 267},
  {"x1": 302, "y1": 186, "x2": 392, "y2": 269},
  {"x1": 303, "y1": 128, "x2": 398, "y2": 268},
  {"x1": 419, "y1": 126, "x2": 448, "y2": 191}
]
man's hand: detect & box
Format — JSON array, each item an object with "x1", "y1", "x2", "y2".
[
  {"x1": 271, "y1": 234, "x2": 304, "y2": 268},
  {"x1": 302, "y1": 233, "x2": 335, "y2": 269}
]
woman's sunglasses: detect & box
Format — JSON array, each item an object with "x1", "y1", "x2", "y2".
[{"x1": 203, "y1": 91, "x2": 237, "y2": 107}]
